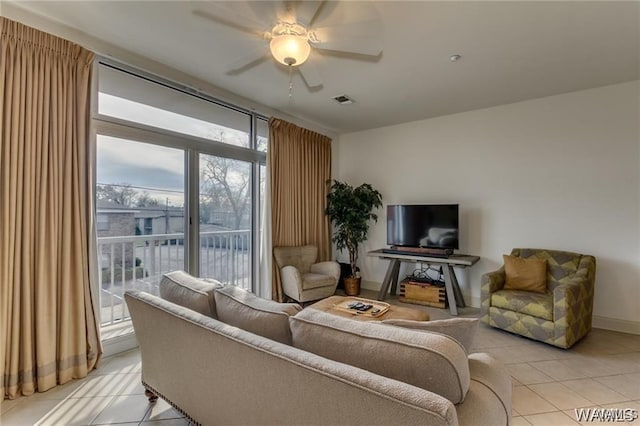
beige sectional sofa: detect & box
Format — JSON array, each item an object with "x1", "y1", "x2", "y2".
[{"x1": 124, "y1": 271, "x2": 511, "y2": 426}]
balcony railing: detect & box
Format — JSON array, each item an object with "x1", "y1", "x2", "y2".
[{"x1": 97, "y1": 230, "x2": 251, "y2": 328}]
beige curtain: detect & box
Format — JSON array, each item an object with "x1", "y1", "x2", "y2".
[
  {"x1": 269, "y1": 117, "x2": 332, "y2": 302},
  {"x1": 0, "y1": 17, "x2": 102, "y2": 399}
]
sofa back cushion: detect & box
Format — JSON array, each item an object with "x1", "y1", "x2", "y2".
[
  {"x1": 382, "y1": 318, "x2": 479, "y2": 354},
  {"x1": 214, "y1": 285, "x2": 301, "y2": 345},
  {"x1": 159, "y1": 271, "x2": 221, "y2": 318},
  {"x1": 289, "y1": 308, "x2": 470, "y2": 404}
]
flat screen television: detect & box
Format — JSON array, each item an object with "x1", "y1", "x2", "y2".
[{"x1": 387, "y1": 204, "x2": 459, "y2": 249}]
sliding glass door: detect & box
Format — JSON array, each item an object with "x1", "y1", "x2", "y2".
[
  {"x1": 96, "y1": 136, "x2": 185, "y2": 327},
  {"x1": 94, "y1": 60, "x2": 267, "y2": 333},
  {"x1": 198, "y1": 154, "x2": 252, "y2": 288}
]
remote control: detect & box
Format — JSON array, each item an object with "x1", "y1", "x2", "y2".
[{"x1": 371, "y1": 308, "x2": 381, "y2": 314}]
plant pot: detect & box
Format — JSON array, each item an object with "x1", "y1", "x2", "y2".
[{"x1": 344, "y1": 277, "x2": 361, "y2": 296}]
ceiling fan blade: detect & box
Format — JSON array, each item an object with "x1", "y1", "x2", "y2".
[
  {"x1": 312, "y1": 21, "x2": 383, "y2": 57},
  {"x1": 310, "y1": 1, "x2": 380, "y2": 27},
  {"x1": 247, "y1": 2, "x2": 284, "y2": 26},
  {"x1": 225, "y1": 45, "x2": 271, "y2": 74},
  {"x1": 298, "y1": 61, "x2": 323, "y2": 89},
  {"x1": 312, "y1": 37, "x2": 383, "y2": 57},
  {"x1": 192, "y1": 9, "x2": 265, "y2": 37},
  {"x1": 292, "y1": 1, "x2": 326, "y2": 27}
]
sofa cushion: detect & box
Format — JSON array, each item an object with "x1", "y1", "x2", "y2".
[
  {"x1": 214, "y1": 285, "x2": 301, "y2": 345},
  {"x1": 159, "y1": 271, "x2": 222, "y2": 318},
  {"x1": 503, "y1": 255, "x2": 547, "y2": 293},
  {"x1": 302, "y1": 273, "x2": 336, "y2": 290},
  {"x1": 289, "y1": 308, "x2": 470, "y2": 404},
  {"x1": 382, "y1": 318, "x2": 479, "y2": 354},
  {"x1": 491, "y1": 290, "x2": 553, "y2": 321}
]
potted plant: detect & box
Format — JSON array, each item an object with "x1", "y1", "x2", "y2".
[{"x1": 326, "y1": 180, "x2": 383, "y2": 296}]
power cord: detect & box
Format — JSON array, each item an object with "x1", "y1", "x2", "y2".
[{"x1": 406, "y1": 265, "x2": 445, "y2": 285}]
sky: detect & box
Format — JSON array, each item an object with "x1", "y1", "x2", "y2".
[
  {"x1": 97, "y1": 135, "x2": 185, "y2": 204},
  {"x1": 96, "y1": 93, "x2": 266, "y2": 206}
]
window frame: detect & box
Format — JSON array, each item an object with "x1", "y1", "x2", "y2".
[{"x1": 92, "y1": 57, "x2": 268, "y2": 294}]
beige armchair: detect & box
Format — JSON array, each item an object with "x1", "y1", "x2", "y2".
[{"x1": 273, "y1": 245, "x2": 340, "y2": 303}]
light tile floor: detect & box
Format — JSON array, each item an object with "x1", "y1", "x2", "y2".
[
  {"x1": 0, "y1": 348, "x2": 188, "y2": 426},
  {"x1": 2, "y1": 291, "x2": 639, "y2": 425}
]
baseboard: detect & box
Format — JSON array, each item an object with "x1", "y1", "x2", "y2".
[
  {"x1": 465, "y1": 295, "x2": 481, "y2": 309},
  {"x1": 361, "y1": 279, "x2": 379, "y2": 291},
  {"x1": 592, "y1": 315, "x2": 640, "y2": 335},
  {"x1": 102, "y1": 333, "x2": 139, "y2": 357}
]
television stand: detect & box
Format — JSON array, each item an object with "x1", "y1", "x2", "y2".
[{"x1": 368, "y1": 249, "x2": 480, "y2": 316}]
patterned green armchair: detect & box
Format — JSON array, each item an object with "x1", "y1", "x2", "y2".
[{"x1": 481, "y1": 248, "x2": 596, "y2": 349}]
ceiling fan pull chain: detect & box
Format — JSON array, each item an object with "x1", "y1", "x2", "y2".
[{"x1": 288, "y1": 65, "x2": 294, "y2": 98}]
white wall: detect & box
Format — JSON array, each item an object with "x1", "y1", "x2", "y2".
[{"x1": 337, "y1": 81, "x2": 640, "y2": 333}]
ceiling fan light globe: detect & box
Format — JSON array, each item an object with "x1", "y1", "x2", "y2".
[{"x1": 270, "y1": 34, "x2": 311, "y2": 67}]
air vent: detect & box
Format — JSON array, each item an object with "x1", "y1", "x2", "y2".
[{"x1": 332, "y1": 94, "x2": 354, "y2": 105}]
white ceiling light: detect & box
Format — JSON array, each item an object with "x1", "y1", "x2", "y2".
[
  {"x1": 270, "y1": 34, "x2": 311, "y2": 66},
  {"x1": 268, "y1": 22, "x2": 313, "y2": 67}
]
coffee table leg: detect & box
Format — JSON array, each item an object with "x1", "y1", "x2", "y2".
[{"x1": 377, "y1": 259, "x2": 400, "y2": 300}]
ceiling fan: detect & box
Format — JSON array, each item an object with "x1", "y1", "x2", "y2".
[{"x1": 192, "y1": 1, "x2": 383, "y2": 89}]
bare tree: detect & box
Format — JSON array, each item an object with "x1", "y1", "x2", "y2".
[
  {"x1": 200, "y1": 156, "x2": 251, "y2": 229},
  {"x1": 97, "y1": 183, "x2": 137, "y2": 206},
  {"x1": 136, "y1": 191, "x2": 162, "y2": 207},
  {"x1": 257, "y1": 136, "x2": 268, "y2": 152}
]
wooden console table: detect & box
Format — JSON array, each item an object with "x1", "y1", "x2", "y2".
[{"x1": 368, "y1": 249, "x2": 480, "y2": 315}]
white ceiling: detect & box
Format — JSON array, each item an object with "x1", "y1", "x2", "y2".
[{"x1": 7, "y1": 1, "x2": 640, "y2": 133}]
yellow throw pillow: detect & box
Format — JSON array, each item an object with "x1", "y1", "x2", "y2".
[{"x1": 503, "y1": 255, "x2": 548, "y2": 293}]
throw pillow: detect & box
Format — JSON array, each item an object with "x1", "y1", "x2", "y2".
[
  {"x1": 503, "y1": 254, "x2": 547, "y2": 293},
  {"x1": 214, "y1": 285, "x2": 301, "y2": 345},
  {"x1": 382, "y1": 318, "x2": 479, "y2": 354},
  {"x1": 159, "y1": 270, "x2": 222, "y2": 318},
  {"x1": 289, "y1": 308, "x2": 470, "y2": 404}
]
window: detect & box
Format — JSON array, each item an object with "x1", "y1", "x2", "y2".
[
  {"x1": 96, "y1": 214, "x2": 110, "y2": 231},
  {"x1": 96, "y1": 136, "x2": 185, "y2": 327},
  {"x1": 143, "y1": 218, "x2": 153, "y2": 235},
  {"x1": 94, "y1": 61, "x2": 267, "y2": 330},
  {"x1": 98, "y1": 65, "x2": 251, "y2": 148},
  {"x1": 257, "y1": 117, "x2": 269, "y2": 152},
  {"x1": 199, "y1": 154, "x2": 252, "y2": 287}
]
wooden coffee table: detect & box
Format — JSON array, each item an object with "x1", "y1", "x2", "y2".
[{"x1": 309, "y1": 295, "x2": 429, "y2": 322}]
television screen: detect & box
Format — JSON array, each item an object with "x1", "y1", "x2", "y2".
[{"x1": 387, "y1": 204, "x2": 459, "y2": 249}]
